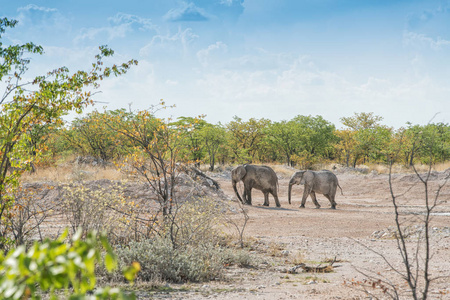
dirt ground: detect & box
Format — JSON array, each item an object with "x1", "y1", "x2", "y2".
[{"x1": 150, "y1": 167, "x2": 450, "y2": 300}]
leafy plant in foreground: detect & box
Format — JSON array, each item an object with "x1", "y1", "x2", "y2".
[{"x1": 0, "y1": 229, "x2": 140, "y2": 299}]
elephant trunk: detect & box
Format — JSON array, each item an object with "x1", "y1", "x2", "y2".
[
  {"x1": 288, "y1": 179, "x2": 295, "y2": 204},
  {"x1": 232, "y1": 180, "x2": 244, "y2": 204}
]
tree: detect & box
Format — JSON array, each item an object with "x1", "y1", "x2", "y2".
[
  {"x1": 105, "y1": 103, "x2": 187, "y2": 217},
  {"x1": 403, "y1": 122, "x2": 450, "y2": 167},
  {"x1": 65, "y1": 110, "x2": 128, "y2": 163},
  {"x1": 226, "y1": 116, "x2": 270, "y2": 163},
  {"x1": 340, "y1": 112, "x2": 384, "y2": 131},
  {"x1": 334, "y1": 129, "x2": 357, "y2": 167},
  {"x1": 339, "y1": 112, "x2": 392, "y2": 166},
  {"x1": 293, "y1": 115, "x2": 336, "y2": 159},
  {"x1": 199, "y1": 123, "x2": 227, "y2": 171},
  {"x1": 173, "y1": 116, "x2": 207, "y2": 167},
  {"x1": 266, "y1": 120, "x2": 298, "y2": 166},
  {"x1": 105, "y1": 103, "x2": 207, "y2": 248},
  {"x1": 0, "y1": 18, "x2": 137, "y2": 250}
]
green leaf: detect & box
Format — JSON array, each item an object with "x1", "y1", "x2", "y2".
[
  {"x1": 105, "y1": 252, "x2": 117, "y2": 272},
  {"x1": 123, "y1": 262, "x2": 140, "y2": 283}
]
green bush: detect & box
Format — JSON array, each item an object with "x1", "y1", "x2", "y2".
[
  {"x1": 115, "y1": 238, "x2": 222, "y2": 283},
  {"x1": 113, "y1": 236, "x2": 260, "y2": 284}
]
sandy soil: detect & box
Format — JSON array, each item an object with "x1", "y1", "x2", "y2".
[{"x1": 149, "y1": 168, "x2": 450, "y2": 300}]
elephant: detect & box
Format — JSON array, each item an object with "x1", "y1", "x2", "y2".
[
  {"x1": 231, "y1": 164, "x2": 281, "y2": 207},
  {"x1": 288, "y1": 170, "x2": 342, "y2": 209}
]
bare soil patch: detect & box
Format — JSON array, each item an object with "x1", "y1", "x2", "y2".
[
  {"x1": 152, "y1": 167, "x2": 450, "y2": 299},
  {"x1": 23, "y1": 166, "x2": 450, "y2": 299}
]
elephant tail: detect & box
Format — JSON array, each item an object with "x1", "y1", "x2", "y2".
[{"x1": 337, "y1": 182, "x2": 343, "y2": 196}]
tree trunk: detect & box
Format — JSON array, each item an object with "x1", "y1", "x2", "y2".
[
  {"x1": 209, "y1": 153, "x2": 215, "y2": 171},
  {"x1": 409, "y1": 146, "x2": 415, "y2": 167}
]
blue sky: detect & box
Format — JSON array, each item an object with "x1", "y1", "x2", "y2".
[{"x1": 1, "y1": 0, "x2": 450, "y2": 128}]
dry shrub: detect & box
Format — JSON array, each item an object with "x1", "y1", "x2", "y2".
[
  {"x1": 1, "y1": 184, "x2": 55, "y2": 250},
  {"x1": 168, "y1": 197, "x2": 224, "y2": 248},
  {"x1": 60, "y1": 182, "x2": 138, "y2": 242},
  {"x1": 108, "y1": 197, "x2": 259, "y2": 284}
]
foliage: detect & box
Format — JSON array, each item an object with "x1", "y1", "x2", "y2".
[
  {"x1": 267, "y1": 115, "x2": 336, "y2": 168},
  {"x1": 334, "y1": 129, "x2": 357, "y2": 167},
  {"x1": 226, "y1": 116, "x2": 270, "y2": 163},
  {"x1": 340, "y1": 112, "x2": 384, "y2": 130},
  {"x1": 199, "y1": 123, "x2": 227, "y2": 171},
  {"x1": 103, "y1": 102, "x2": 218, "y2": 251},
  {"x1": 0, "y1": 229, "x2": 139, "y2": 299},
  {"x1": 165, "y1": 197, "x2": 223, "y2": 249},
  {"x1": 115, "y1": 237, "x2": 256, "y2": 283},
  {"x1": 403, "y1": 122, "x2": 450, "y2": 166},
  {"x1": 112, "y1": 197, "x2": 225, "y2": 283},
  {"x1": 60, "y1": 182, "x2": 139, "y2": 243},
  {"x1": 173, "y1": 116, "x2": 208, "y2": 167},
  {"x1": 51, "y1": 109, "x2": 450, "y2": 171},
  {"x1": 105, "y1": 102, "x2": 187, "y2": 218},
  {"x1": 0, "y1": 17, "x2": 137, "y2": 250},
  {"x1": 64, "y1": 110, "x2": 128, "y2": 163},
  {"x1": 338, "y1": 112, "x2": 393, "y2": 167},
  {"x1": 115, "y1": 237, "x2": 222, "y2": 283}
]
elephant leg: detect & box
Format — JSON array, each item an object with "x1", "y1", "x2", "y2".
[
  {"x1": 325, "y1": 194, "x2": 337, "y2": 209},
  {"x1": 300, "y1": 187, "x2": 311, "y2": 208},
  {"x1": 272, "y1": 190, "x2": 281, "y2": 208},
  {"x1": 310, "y1": 191, "x2": 321, "y2": 209},
  {"x1": 246, "y1": 188, "x2": 253, "y2": 205},
  {"x1": 242, "y1": 189, "x2": 248, "y2": 203},
  {"x1": 263, "y1": 192, "x2": 269, "y2": 206}
]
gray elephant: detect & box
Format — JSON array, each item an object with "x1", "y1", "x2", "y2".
[
  {"x1": 231, "y1": 164, "x2": 281, "y2": 207},
  {"x1": 288, "y1": 170, "x2": 342, "y2": 209}
]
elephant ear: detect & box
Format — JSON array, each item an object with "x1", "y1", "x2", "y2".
[
  {"x1": 300, "y1": 171, "x2": 314, "y2": 185},
  {"x1": 234, "y1": 165, "x2": 247, "y2": 181}
]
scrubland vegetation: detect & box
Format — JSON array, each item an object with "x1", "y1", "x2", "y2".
[
  {"x1": 42, "y1": 109, "x2": 450, "y2": 172},
  {"x1": 1, "y1": 17, "x2": 449, "y2": 299}
]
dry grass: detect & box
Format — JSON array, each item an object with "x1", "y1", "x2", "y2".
[
  {"x1": 20, "y1": 160, "x2": 450, "y2": 184},
  {"x1": 21, "y1": 164, "x2": 125, "y2": 183},
  {"x1": 435, "y1": 161, "x2": 450, "y2": 171},
  {"x1": 289, "y1": 251, "x2": 306, "y2": 265},
  {"x1": 366, "y1": 162, "x2": 450, "y2": 174},
  {"x1": 269, "y1": 164, "x2": 296, "y2": 178}
]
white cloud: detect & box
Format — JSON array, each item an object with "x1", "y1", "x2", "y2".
[
  {"x1": 219, "y1": 0, "x2": 235, "y2": 6},
  {"x1": 403, "y1": 31, "x2": 450, "y2": 50},
  {"x1": 108, "y1": 13, "x2": 158, "y2": 32},
  {"x1": 15, "y1": 4, "x2": 70, "y2": 34},
  {"x1": 193, "y1": 51, "x2": 450, "y2": 127},
  {"x1": 75, "y1": 13, "x2": 157, "y2": 43},
  {"x1": 165, "y1": 79, "x2": 179, "y2": 85},
  {"x1": 17, "y1": 4, "x2": 57, "y2": 13},
  {"x1": 196, "y1": 41, "x2": 228, "y2": 66},
  {"x1": 139, "y1": 27, "x2": 199, "y2": 57},
  {"x1": 164, "y1": 2, "x2": 210, "y2": 22}
]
